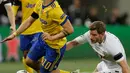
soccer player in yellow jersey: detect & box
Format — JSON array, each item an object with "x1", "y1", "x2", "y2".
[
  {"x1": 2, "y1": 0, "x2": 74, "y2": 73},
  {"x1": 12, "y1": 0, "x2": 43, "y2": 73}
]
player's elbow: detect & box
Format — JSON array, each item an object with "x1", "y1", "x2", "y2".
[
  {"x1": 63, "y1": 20, "x2": 74, "y2": 35},
  {"x1": 67, "y1": 26, "x2": 74, "y2": 35},
  {"x1": 69, "y1": 27, "x2": 74, "y2": 34},
  {"x1": 4, "y1": 5, "x2": 12, "y2": 11}
]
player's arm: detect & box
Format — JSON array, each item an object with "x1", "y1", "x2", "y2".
[
  {"x1": 114, "y1": 53, "x2": 130, "y2": 73},
  {"x1": 66, "y1": 40, "x2": 80, "y2": 51},
  {"x1": 14, "y1": 12, "x2": 38, "y2": 35},
  {"x1": 66, "y1": 32, "x2": 89, "y2": 51},
  {"x1": 3, "y1": 0, "x2": 16, "y2": 33},
  {"x1": 118, "y1": 59, "x2": 130, "y2": 73},
  {"x1": 108, "y1": 39, "x2": 130, "y2": 73},
  {"x1": 53, "y1": 19, "x2": 74, "y2": 39},
  {"x1": 0, "y1": 12, "x2": 38, "y2": 43},
  {"x1": 43, "y1": 19, "x2": 74, "y2": 41}
]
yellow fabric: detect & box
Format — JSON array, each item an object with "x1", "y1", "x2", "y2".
[
  {"x1": 60, "y1": 70, "x2": 70, "y2": 73},
  {"x1": 14, "y1": 0, "x2": 43, "y2": 35},
  {"x1": 22, "y1": 57, "x2": 33, "y2": 73},
  {"x1": 12, "y1": 5, "x2": 19, "y2": 16},
  {"x1": 34, "y1": 0, "x2": 67, "y2": 49}
]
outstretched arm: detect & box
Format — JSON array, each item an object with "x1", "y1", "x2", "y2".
[
  {"x1": 66, "y1": 40, "x2": 79, "y2": 51},
  {"x1": 4, "y1": 2, "x2": 16, "y2": 33},
  {"x1": 15, "y1": 16, "x2": 36, "y2": 35},
  {"x1": 0, "y1": 15, "x2": 36, "y2": 43},
  {"x1": 66, "y1": 32, "x2": 89, "y2": 51}
]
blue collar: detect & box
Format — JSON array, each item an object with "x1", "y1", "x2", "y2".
[{"x1": 42, "y1": 0, "x2": 55, "y2": 9}]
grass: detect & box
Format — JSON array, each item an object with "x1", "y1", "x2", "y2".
[{"x1": 0, "y1": 58, "x2": 129, "y2": 73}]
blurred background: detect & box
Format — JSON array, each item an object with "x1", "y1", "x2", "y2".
[{"x1": 0, "y1": 0, "x2": 130, "y2": 73}]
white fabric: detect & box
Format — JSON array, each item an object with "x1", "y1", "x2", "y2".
[
  {"x1": 4, "y1": 3, "x2": 11, "y2": 6},
  {"x1": 0, "y1": 0, "x2": 3, "y2": 4},
  {"x1": 74, "y1": 31, "x2": 126, "y2": 69},
  {"x1": 0, "y1": 0, "x2": 10, "y2": 5},
  {"x1": 97, "y1": 61, "x2": 122, "y2": 73}
]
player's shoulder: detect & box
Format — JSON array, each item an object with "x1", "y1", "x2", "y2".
[
  {"x1": 83, "y1": 31, "x2": 90, "y2": 37},
  {"x1": 51, "y1": 1, "x2": 62, "y2": 11},
  {"x1": 79, "y1": 31, "x2": 90, "y2": 40},
  {"x1": 105, "y1": 32, "x2": 124, "y2": 55},
  {"x1": 106, "y1": 32, "x2": 119, "y2": 41},
  {"x1": 49, "y1": 2, "x2": 64, "y2": 18},
  {"x1": 105, "y1": 31, "x2": 121, "y2": 46},
  {"x1": 34, "y1": 0, "x2": 42, "y2": 9},
  {"x1": 35, "y1": 0, "x2": 42, "y2": 6}
]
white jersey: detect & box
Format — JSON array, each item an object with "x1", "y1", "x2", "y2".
[
  {"x1": 0, "y1": 0, "x2": 11, "y2": 5},
  {"x1": 0, "y1": 0, "x2": 7, "y2": 4},
  {"x1": 74, "y1": 31, "x2": 126, "y2": 69},
  {"x1": 0, "y1": 0, "x2": 3, "y2": 4}
]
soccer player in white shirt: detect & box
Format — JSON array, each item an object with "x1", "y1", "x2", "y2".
[
  {"x1": 66, "y1": 21, "x2": 130, "y2": 73},
  {"x1": 0, "y1": 0, "x2": 16, "y2": 33}
]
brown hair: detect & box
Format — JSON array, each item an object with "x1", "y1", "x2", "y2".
[{"x1": 89, "y1": 21, "x2": 106, "y2": 34}]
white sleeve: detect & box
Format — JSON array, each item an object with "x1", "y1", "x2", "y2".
[
  {"x1": 4, "y1": 2, "x2": 11, "y2": 6},
  {"x1": 0, "y1": 0, "x2": 2, "y2": 4},
  {"x1": 107, "y1": 37, "x2": 125, "y2": 62},
  {"x1": 0, "y1": 0, "x2": 12, "y2": 6},
  {"x1": 74, "y1": 31, "x2": 89, "y2": 44}
]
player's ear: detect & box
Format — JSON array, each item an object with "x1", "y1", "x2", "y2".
[
  {"x1": 99, "y1": 32, "x2": 105, "y2": 37},
  {"x1": 101, "y1": 32, "x2": 105, "y2": 35}
]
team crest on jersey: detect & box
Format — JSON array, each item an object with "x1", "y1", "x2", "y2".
[
  {"x1": 40, "y1": 18, "x2": 47, "y2": 25},
  {"x1": 26, "y1": 3, "x2": 35, "y2": 8},
  {"x1": 60, "y1": 14, "x2": 66, "y2": 19}
]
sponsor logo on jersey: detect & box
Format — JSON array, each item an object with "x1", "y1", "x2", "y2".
[
  {"x1": 26, "y1": 3, "x2": 35, "y2": 8},
  {"x1": 40, "y1": 18, "x2": 47, "y2": 25}
]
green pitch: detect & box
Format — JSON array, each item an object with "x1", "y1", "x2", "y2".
[{"x1": 0, "y1": 58, "x2": 129, "y2": 73}]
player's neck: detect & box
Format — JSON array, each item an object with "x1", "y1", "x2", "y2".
[
  {"x1": 42, "y1": 0, "x2": 53, "y2": 6},
  {"x1": 98, "y1": 40, "x2": 102, "y2": 44}
]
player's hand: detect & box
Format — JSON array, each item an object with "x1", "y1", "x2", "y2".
[
  {"x1": 0, "y1": 34, "x2": 16, "y2": 43},
  {"x1": 42, "y1": 32, "x2": 54, "y2": 41},
  {"x1": 10, "y1": 26, "x2": 16, "y2": 34}
]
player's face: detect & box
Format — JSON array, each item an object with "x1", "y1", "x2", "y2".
[{"x1": 90, "y1": 30, "x2": 102, "y2": 43}]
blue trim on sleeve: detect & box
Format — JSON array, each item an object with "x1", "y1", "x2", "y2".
[{"x1": 60, "y1": 16, "x2": 69, "y2": 26}]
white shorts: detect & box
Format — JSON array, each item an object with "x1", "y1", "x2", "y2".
[{"x1": 96, "y1": 61, "x2": 122, "y2": 73}]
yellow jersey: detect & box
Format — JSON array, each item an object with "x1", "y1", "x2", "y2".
[
  {"x1": 33, "y1": 0, "x2": 68, "y2": 49},
  {"x1": 13, "y1": 0, "x2": 43, "y2": 35}
]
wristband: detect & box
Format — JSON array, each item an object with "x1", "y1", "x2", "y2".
[{"x1": 13, "y1": 32, "x2": 18, "y2": 36}]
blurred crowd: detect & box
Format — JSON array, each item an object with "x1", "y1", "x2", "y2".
[
  {"x1": 0, "y1": 0, "x2": 129, "y2": 27},
  {"x1": 65, "y1": 0, "x2": 129, "y2": 27}
]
